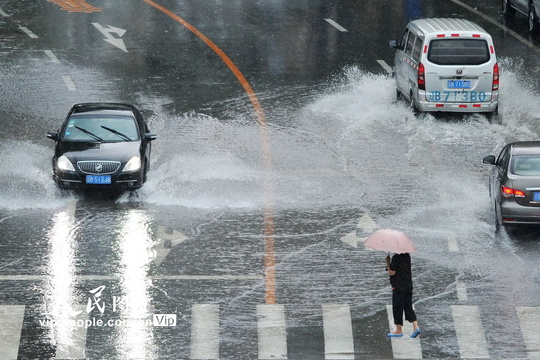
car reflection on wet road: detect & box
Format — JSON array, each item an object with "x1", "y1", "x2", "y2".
[{"x1": 1, "y1": 0, "x2": 540, "y2": 358}]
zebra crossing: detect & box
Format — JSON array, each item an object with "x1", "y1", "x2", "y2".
[{"x1": 0, "y1": 303, "x2": 539, "y2": 359}]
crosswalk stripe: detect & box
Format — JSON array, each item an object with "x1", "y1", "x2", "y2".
[
  {"x1": 190, "y1": 304, "x2": 220, "y2": 359},
  {"x1": 0, "y1": 305, "x2": 25, "y2": 360},
  {"x1": 257, "y1": 304, "x2": 287, "y2": 359},
  {"x1": 451, "y1": 305, "x2": 490, "y2": 358},
  {"x1": 322, "y1": 304, "x2": 354, "y2": 359},
  {"x1": 516, "y1": 306, "x2": 540, "y2": 358},
  {"x1": 386, "y1": 305, "x2": 423, "y2": 359},
  {"x1": 55, "y1": 306, "x2": 88, "y2": 360}
]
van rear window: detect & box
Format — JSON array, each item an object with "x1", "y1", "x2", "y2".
[{"x1": 427, "y1": 39, "x2": 490, "y2": 65}]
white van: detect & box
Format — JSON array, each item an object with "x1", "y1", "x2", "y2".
[{"x1": 389, "y1": 18, "x2": 499, "y2": 116}]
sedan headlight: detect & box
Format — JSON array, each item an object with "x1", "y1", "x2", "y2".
[
  {"x1": 57, "y1": 155, "x2": 75, "y2": 171},
  {"x1": 123, "y1": 156, "x2": 141, "y2": 172}
]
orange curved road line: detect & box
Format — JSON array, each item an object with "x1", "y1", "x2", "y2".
[{"x1": 143, "y1": 0, "x2": 277, "y2": 305}]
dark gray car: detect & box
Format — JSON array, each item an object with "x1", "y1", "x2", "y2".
[
  {"x1": 483, "y1": 141, "x2": 540, "y2": 230},
  {"x1": 502, "y1": 0, "x2": 540, "y2": 32}
]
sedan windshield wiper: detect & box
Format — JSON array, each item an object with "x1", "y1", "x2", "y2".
[
  {"x1": 101, "y1": 125, "x2": 131, "y2": 141},
  {"x1": 75, "y1": 126, "x2": 103, "y2": 142}
]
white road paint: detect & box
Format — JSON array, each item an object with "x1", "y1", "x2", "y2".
[
  {"x1": 0, "y1": 305, "x2": 25, "y2": 360},
  {"x1": 322, "y1": 304, "x2": 354, "y2": 359},
  {"x1": 376, "y1": 59, "x2": 393, "y2": 75},
  {"x1": 55, "y1": 306, "x2": 89, "y2": 360},
  {"x1": 0, "y1": 8, "x2": 9, "y2": 17},
  {"x1": 257, "y1": 304, "x2": 287, "y2": 359},
  {"x1": 516, "y1": 306, "x2": 540, "y2": 358},
  {"x1": 340, "y1": 213, "x2": 378, "y2": 248},
  {"x1": 92, "y1": 23, "x2": 128, "y2": 52},
  {"x1": 386, "y1": 305, "x2": 423, "y2": 359},
  {"x1": 190, "y1": 304, "x2": 220, "y2": 359},
  {"x1": 44, "y1": 50, "x2": 60, "y2": 63},
  {"x1": 447, "y1": 235, "x2": 459, "y2": 252},
  {"x1": 451, "y1": 305, "x2": 490, "y2": 358},
  {"x1": 19, "y1": 26, "x2": 38, "y2": 39},
  {"x1": 324, "y1": 19, "x2": 348, "y2": 32},
  {"x1": 62, "y1": 76, "x2": 76, "y2": 91},
  {"x1": 456, "y1": 281, "x2": 468, "y2": 302}
]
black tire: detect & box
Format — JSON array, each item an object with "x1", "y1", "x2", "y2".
[
  {"x1": 502, "y1": 0, "x2": 516, "y2": 17},
  {"x1": 529, "y1": 5, "x2": 539, "y2": 32},
  {"x1": 409, "y1": 92, "x2": 419, "y2": 116}
]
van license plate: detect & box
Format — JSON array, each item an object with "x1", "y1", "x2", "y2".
[
  {"x1": 86, "y1": 175, "x2": 112, "y2": 184},
  {"x1": 448, "y1": 80, "x2": 471, "y2": 89}
]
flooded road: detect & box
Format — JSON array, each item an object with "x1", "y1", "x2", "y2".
[{"x1": 1, "y1": 0, "x2": 540, "y2": 358}]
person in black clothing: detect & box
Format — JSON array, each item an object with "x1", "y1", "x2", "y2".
[{"x1": 385, "y1": 253, "x2": 421, "y2": 338}]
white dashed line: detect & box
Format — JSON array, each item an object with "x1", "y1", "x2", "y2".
[
  {"x1": 44, "y1": 50, "x2": 60, "y2": 63},
  {"x1": 19, "y1": 26, "x2": 38, "y2": 39},
  {"x1": 376, "y1": 59, "x2": 393, "y2": 75},
  {"x1": 62, "y1": 76, "x2": 77, "y2": 91},
  {"x1": 0, "y1": 8, "x2": 9, "y2": 17},
  {"x1": 324, "y1": 19, "x2": 348, "y2": 32}
]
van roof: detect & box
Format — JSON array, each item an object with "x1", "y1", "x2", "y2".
[{"x1": 410, "y1": 18, "x2": 488, "y2": 35}]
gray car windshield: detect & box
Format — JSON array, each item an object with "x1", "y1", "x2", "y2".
[
  {"x1": 511, "y1": 155, "x2": 540, "y2": 176},
  {"x1": 428, "y1": 39, "x2": 490, "y2": 65},
  {"x1": 62, "y1": 115, "x2": 139, "y2": 142}
]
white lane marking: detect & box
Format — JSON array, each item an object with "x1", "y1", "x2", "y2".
[
  {"x1": 340, "y1": 213, "x2": 378, "y2": 248},
  {"x1": 386, "y1": 305, "x2": 423, "y2": 359},
  {"x1": 376, "y1": 60, "x2": 393, "y2": 75},
  {"x1": 449, "y1": 0, "x2": 539, "y2": 52},
  {"x1": 322, "y1": 304, "x2": 354, "y2": 360},
  {"x1": 257, "y1": 304, "x2": 287, "y2": 360},
  {"x1": 55, "y1": 305, "x2": 88, "y2": 360},
  {"x1": 448, "y1": 235, "x2": 459, "y2": 252},
  {"x1": 456, "y1": 281, "x2": 468, "y2": 302},
  {"x1": 190, "y1": 304, "x2": 220, "y2": 360},
  {"x1": 0, "y1": 8, "x2": 9, "y2": 17},
  {"x1": 451, "y1": 305, "x2": 490, "y2": 358},
  {"x1": 325, "y1": 19, "x2": 348, "y2": 32},
  {"x1": 62, "y1": 76, "x2": 77, "y2": 91},
  {"x1": 0, "y1": 274, "x2": 262, "y2": 281},
  {"x1": 19, "y1": 26, "x2": 38, "y2": 39},
  {"x1": 516, "y1": 307, "x2": 540, "y2": 358},
  {"x1": 44, "y1": 50, "x2": 60, "y2": 63},
  {"x1": 0, "y1": 305, "x2": 25, "y2": 360}
]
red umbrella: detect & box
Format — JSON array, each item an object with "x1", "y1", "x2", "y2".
[{"x1": 364, "y1": 229, "x2": 416, "y2": 254}]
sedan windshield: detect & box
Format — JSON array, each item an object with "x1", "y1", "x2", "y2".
[
  {"x1": 62, "y1": 115, "x2": 139, "y2": 142},
  {"x1": 511, "y1": 155, "x2": 540, "y2": 176}
]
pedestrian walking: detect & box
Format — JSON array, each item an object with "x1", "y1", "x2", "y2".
[{"x1": 385, "y1": 253, "x2": 421, "y2": 338}]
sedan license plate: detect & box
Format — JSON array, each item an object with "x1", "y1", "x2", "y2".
[
  {"x1": 86, "y1": 175, "x2": 112, "y2": 184},
  {"x1": 534, "y1": 192, "x2": 540, "y2": 201},
  {"x1": 447, "y1": 80, "x2": 471, "y2": 89}
]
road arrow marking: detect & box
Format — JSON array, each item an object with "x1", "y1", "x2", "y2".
[
  {"x1": 340, "y1": 213, "x2": 378, "y2": 248},
  {"x1": 92, "y1": 22, "x2": 128, "y2": 52},
  {"x1": 151, "y1": 226, "x2": 188, "y2": 266}
]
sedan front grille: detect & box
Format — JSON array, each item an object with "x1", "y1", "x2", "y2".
[{"x1": 77, "y1": 161, "x2": 121, "y2": 174}]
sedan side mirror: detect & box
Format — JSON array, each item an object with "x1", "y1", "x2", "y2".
[
  {"x1": 145, "y1": 133, "x2": 157, "y2": 141},
  {"x1": 389, "y1": 40, "x2": 401, "y2": 49},
  {"x1": 483, "y1": 155, "x2": 496, "y2": 165},
  {"x1": 47, "y1": 131, "x2": 58, "y2": 140}
]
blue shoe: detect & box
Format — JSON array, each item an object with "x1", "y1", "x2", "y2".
[
  {"x1": 387, "y1": 333, "x2": 403, "y2": 338},
  {"x1": 410, "y1": 328, "x2": 421, "y2": 338}
]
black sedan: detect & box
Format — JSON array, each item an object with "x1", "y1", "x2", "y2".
[
  {"x1": 47, "y1": 103, "x2": 157, "y2": 190},
  {"x1": 483, "y1": 141, "x2": 540, "y2": 230}
]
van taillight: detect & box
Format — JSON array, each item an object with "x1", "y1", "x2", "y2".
[
  {"x1": 418, "y1": 63, "x2": 425, "y2": 90},
  {"x1": 493, "y1": 63, "x2": 499, "y2": 91}
]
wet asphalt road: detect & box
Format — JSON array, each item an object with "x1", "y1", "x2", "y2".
[{"x1": 1, "y1": 0, "x2": 540, "y2": 359}]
